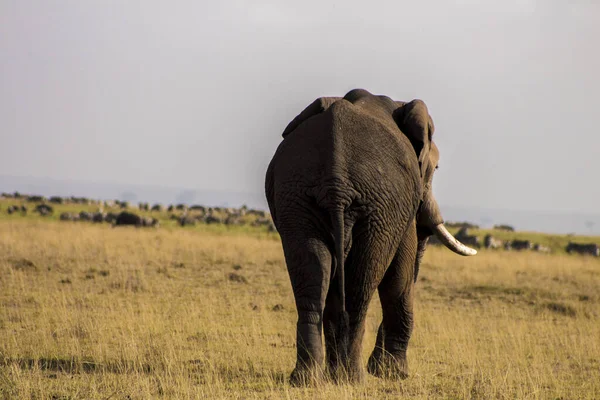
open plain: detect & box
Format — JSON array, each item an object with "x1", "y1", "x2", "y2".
[{"x1": 1, "y1": 213, "x2": 599, "y2": 399}]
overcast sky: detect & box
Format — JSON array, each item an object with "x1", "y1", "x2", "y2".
[{"x1": 1, "y1": 1, "x2": 598, "y2": 214}]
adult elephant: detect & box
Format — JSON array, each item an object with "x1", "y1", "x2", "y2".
[{"x1": 264, "y1": 89, "x2": 477, "y2": 385}]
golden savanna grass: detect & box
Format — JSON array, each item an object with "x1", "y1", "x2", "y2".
[{"x1": 1, "y1": 220, "x2": 599, "y2": 399}]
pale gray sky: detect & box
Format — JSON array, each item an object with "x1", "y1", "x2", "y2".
[{"x1": 1, "y1": 1, "x2": 599, "y2": 214}]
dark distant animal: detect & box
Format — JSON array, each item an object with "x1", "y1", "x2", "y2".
[
  {"x1": 151, "y1": 204, "x2": 164, "y2": 212},
  {"x1": 105, "y1": 212, "x2": 118, "y2": 224},
  {"x1": 247, "y1": 209, "x2": 267, "y2": 218},
  {"x1": 532, "y1": 244, "x2": 551, "y2": 253},
  {"x1": 6, "y1": 205, "x2": 18, "y2": 214},
  {"x1": 60, "y1": 212, "x2": 79, "y2": 221},
  {"x1": 49, "y1": 196, "x2": 64, "y2": 204},
  {"x1": 509, "y1": 240, "x2": 532, "y2": 251},
  {"x1": 92, "y1": 212, "x2": 107, "y2": 223},
  {"x1": 113, "y1": 211, "x2": 143, "y2": 227},
  {"x1": 454, "y1": 227, "x2": 481, "y2": 248},
  {"x1": 566, "y1": 242, "x2": 599, "y2": 257},
  {"x1": 224, "y1": 215, "x2": 243, "y2": 226},
  {"x1": 265, "y1": 89, "x2": 477, "y2": 385},
  {"x1": 204, "y1": 214, "x2": 222, "y2": 224},
  {"x1": 35, "y1": 204, "x2": 53, "y2": 216},
  {"x1": 142, "y1": 216, "x2": 160, "y2": 227},
  {"x1": 79, "y1": 211, "x2": 93, "y2": 221},
  {"x1": 483, "y1": 234, "x2": 502, "y2": 249},
  {"x1": 179, "y1": 215, "x2": 196, "y2": 227}
]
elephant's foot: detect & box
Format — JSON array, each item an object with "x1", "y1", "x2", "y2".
[
  {"x1": 289, "y1": 366, "x2": 324, "y2": 387},
  {"x1": 367, "y1": 352, "x2": 408, "y2": 380}
]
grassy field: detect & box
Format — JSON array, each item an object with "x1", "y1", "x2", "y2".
[{"x1": 1, "y1": 219, "x2": 599, "y2": 399}]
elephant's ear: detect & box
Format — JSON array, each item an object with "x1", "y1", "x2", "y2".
[
  {"x1": 282, "y1": 97, "x2": 341, "y2": 138},
  {"x1": 393, "y1": 99, "x2": 433, "y2": 180}
]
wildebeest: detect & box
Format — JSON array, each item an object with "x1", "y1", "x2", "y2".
[
  {"x1": 483, "y1": 234, "x2": 503, "y2": 249},
  {"x1": 246, "y1": 209, "x2": 267, "y2": 218},
  {"x1": 566, "y1": 242, "x2": 599, "y2": 257},
  {"x1": 49, "y1": 196, "x2": 64, "y2": 204},
  {"x1": 35, "y1": 204, "x2": 53, "y2": 216},
  {"x1": 105, "y1": 212, "x2": 118, "y2": 224},
  {"x1": 151, "y1": 204, "x2": 164, "y2": 212},
  {"x1": 179, "y1": 215, "x2": 197, "y2": 227},
  {"x1": 224, "y1": 215, "x2": 243, "y2": 226},
  {"x1": 79, "y1": 211, "x2": 93, "y2": 221},
  {"x1": 509, "y1": 239, "x2": 532, "y2": 251},
  {"x1": 454, "y1": 227, "x2": 481, "y2": 248},
  {"x1": 92, "y1": 212, "x2": 107, "y2": 223},
  {"x1": 141, "y1": 216, "x2": 159, "y2": 227},
  {"x1": 532, "y1": 243, "x2": 551, "y2": 253},
  {"x1": 113, "y1": 211, "x2": 143, "y2": 227},
  {"x1": 60, "y1": 212, "x2": 79, "y2": 221},
  {"x1": 204, "y1": 214, "x2": 222, "y2": 224}
]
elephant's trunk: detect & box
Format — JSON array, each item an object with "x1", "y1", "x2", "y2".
[{"x1": 432, "y1": 224, "x2": 478, "y2": 256}]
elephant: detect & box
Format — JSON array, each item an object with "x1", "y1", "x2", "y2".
[{"x1": 264, "y1": 89, "x2": 477, "y2": 385}]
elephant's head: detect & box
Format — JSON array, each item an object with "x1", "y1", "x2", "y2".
[{"x1": 394, "y1": 100, "x2": 477, "y2": 257}]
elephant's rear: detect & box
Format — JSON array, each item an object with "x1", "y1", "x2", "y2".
[{"x1": 266, "y1": 98, "x2": 420, "y2": 237}]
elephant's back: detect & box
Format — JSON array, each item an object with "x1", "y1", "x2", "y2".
[
  {"x1": 329, "y1": 100, "x2": 422, "y2": 214},
  {"x1": 269, "y1": 99, "x2": 421, "y2": 216}
]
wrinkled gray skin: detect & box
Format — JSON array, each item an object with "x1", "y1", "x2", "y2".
[{"x1": 265, "y1": 89, "x2": 475, "y2": 385}]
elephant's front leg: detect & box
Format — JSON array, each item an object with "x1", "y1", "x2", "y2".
[
  {"x1": 368, "y1": 227, "x2": 417, "y2": 379},
  {"x1": 281, "y1": 233, "x2": 332, "y2": 386}
]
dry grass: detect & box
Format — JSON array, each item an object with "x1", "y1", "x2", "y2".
[{"x1": 0, "y1": 220, "x2": 599, "y2": 399}]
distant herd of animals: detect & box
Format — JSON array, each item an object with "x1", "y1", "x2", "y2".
[
  {"x1": 0, "y1": 192, "x2": 275, "y2": 230},
  {"x1": 429, "y1": 226, "x2": 600, "y2": 257},
  {"x1": 1, "y1": 192, "x2": 598, "y2": 256}
]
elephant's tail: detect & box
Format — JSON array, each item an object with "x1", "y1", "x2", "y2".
[{"x1": 332, "y1": 207, "x2": 349, "y2": 361}]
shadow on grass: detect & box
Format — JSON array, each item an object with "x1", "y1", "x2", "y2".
[
  {"x1": 0, "y1": 357, "x2": 154, "y2": 374},
  {"x1": 1, "y1": 357, "x2": 288, "y2": 385},
  {"x1": 187, "y1": 359, "x2": 287, "y2": 384}
]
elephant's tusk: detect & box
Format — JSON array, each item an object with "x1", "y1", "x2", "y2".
[{"x1": 432, "y1": 224, "x2": 478, "y2": 256}]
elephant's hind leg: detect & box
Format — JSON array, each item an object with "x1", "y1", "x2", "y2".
[
  {"x1": 280, "y1": 229, "x2": 332, "y2": 386},
  {"x1": 367, "y1": 225, "x2": 417, "y2": 380},
  {"x1": 323, "y1": 272, "x2": 344, "y2": 381}
]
